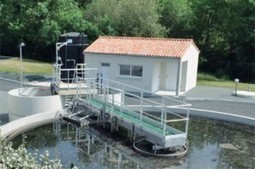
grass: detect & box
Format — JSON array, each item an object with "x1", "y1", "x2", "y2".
[
  {"x1": 197, "y1": 72, "x2": 255, "y2": 92},
  {"x1": 0, "y1": 57, "x2": 53, "y2": 75},
  {"x1": 0, "y1": 58, "x2": 254, "y2": 91}
]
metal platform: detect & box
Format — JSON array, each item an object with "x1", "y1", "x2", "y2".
[
  {"x1": 51, "y1": 62, "x2": 191, "y2": 156},
  {"x1": 51, "y1": 63, "x2": 97, "y2": 95}
]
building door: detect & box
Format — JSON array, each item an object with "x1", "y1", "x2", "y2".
[
  {"x1": 181, "y1": 61, "x2": 188, "y2": 92},
  {"x1": 100, "y1": 62, "x2": 110, "y2": 85},
  {"x1": 159, "y1": 60, "x2": 178, "y2": 91}
]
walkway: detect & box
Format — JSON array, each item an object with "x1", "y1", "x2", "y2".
[
  {"x1": 185, "y1": 86, "x2": 255, "y2": 118},
  {"x1": 85, "y1": 98, "x2": 179, "y2": 136},
  {"x1": 1, "y1": 76, "x2": 254, "y2": 122}
]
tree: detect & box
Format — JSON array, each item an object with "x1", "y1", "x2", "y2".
[
  {"x1": 85, "y1": 0, "x2": 118, "y2": 36},
  {"x1": 85, "y1": 0, "x2": 166, "y2": 37},
  {"x1": 158, "y1": 0, "x2": 193, "y2": 38},
  {"x1": 0, "y1": 0, "x2": 97, "y2": 61},
  {"x1": 190, "y1": 0, "x2": 255, "y2": 82}
]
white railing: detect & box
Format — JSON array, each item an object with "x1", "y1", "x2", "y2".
[
  {"x1": 82, "y1": 76, "x2": 190, "y2": 137},
  {"x1": 52, "y1": 63, "x2": 97, "y2": 90}
]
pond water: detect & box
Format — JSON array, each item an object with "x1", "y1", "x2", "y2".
[{"x1": 12, "y1": 118, "x2": 255, "y2": 169}]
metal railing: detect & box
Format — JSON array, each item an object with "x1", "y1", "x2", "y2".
[
  {"x1": 81, "y1": 76, "x2": 190, "y2": 138},
  {"x1": 52, "y1": 63, "x2": 97, "y2": 91}
]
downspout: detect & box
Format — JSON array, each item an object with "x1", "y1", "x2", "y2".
[{"x1": 176, "y1": 59, "x2": 182, "y2": 97}]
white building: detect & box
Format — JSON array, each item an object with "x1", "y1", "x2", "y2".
[{"x1": 84, "y1": 36, "x2": 200, "y2": 96}]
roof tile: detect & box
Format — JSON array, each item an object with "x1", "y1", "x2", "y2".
[{"x1": 84, "y1": 36, "x2": 199, "y2": 58}]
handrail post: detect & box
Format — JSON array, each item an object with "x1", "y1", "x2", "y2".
[
  {"x1": 67, "y1": 70, "x2": 70, "y2": 89},
  {"x1": 163, "y1": 107, "x2": 166, "y2": 136},
  {"x1": 161, "y1": 97, "x2": 164, "y2": 124},
  {"x1": 161, "y1": 97, "x2": 167, "y2": 136},
  {"x1": 121, "y1": 86, "x2": 124, "y2": 113},
  {"x1": 76, "y1": 68, "x2": 78, "y2": 96},
  {"x1": 103, "y1": 82, "x2": 106, "y2": 113},
  {"x1": 88, "y1": 79, "x2": 91, "y2": 102},
  {"x1": 112, "y1": 88, "x2": 114, "y2": 113},
  {"x1": 185, "y1": 106, "x2": 190, "y2": 134},
  {"x1": 140, "y1": 92, "x2": 143, "y2": 125},
  {"x1": 93, "y1": 79, "x2": 96, "y2": 97}
]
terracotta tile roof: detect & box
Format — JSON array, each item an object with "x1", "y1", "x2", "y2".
[{"x1": 84, "y1": 36, "x2": 199, "y2": 58}]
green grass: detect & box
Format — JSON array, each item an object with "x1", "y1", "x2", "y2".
[
  {"x1": 0, "y1": 57, "x2": 53, "y2": 75},
  {"x1": 197, "y1": 72, "x2": 255, "y2": 92}
]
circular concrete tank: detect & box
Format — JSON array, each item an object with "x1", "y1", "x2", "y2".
[{"x1": 8, "y1": 87, "x2": 65, "y2": 121}]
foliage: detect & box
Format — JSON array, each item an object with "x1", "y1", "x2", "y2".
[
  {"x1": 0, "y1": 0, "x2": 96, "y2": 61},
  {"x1": 85, "y1": 0, "x2": 166, "y2": 37},
  {"x1": 0, "y1": 0, "x2": 254, "y2": 82},
  {"x1": 158, "y1": 0, "x2": 193, "y2": 37},
  {"x1": 190, "y1": 0, "x2": 255, "y2": 82},
  {"x1": 0, "y1": 136, "x2": 61, "y2": 169}
]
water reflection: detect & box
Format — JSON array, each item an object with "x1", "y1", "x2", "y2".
[{"x1": 12, "y1": 118, "x2": 255, "y2": 169}]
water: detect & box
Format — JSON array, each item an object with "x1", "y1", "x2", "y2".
[{"x1": 12, "y1": 118, "x2": 255, "y2": 169}]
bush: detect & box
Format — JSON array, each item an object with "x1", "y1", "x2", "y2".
[{"x1": 0, "y1": 137, "x2": 61, "y2": 169}]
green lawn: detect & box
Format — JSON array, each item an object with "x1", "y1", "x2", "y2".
[
  {"x1": 0, "y1": 57, "x2": 53, "y2": 75},
  {"x1": 0, "y1": 58, "x2": 254, "y2": 91},
  {"x1": 197, "y1": 72, "x2": 255, "y2": 92}
]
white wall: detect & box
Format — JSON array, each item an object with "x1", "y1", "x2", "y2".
[
  {"x1": 0, "y1": 91, "x2": 8, "y2": 114},
  {"x1": 182, "y1": 45, "x2": 199, "y2": 92},
  {"x1": 85, "y1": 53, "x2": 180, "y2": 93},
  {"x1": 8, "y1": 87, "x2": 65, "y2": 121},
  {"x1": 85, "y1": 53, "x2": 156, "y2": 91},
  {"x1": 0, "y1": 111, "x2": 60, "y2": 139}
]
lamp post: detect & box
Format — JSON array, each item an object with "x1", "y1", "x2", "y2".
[
  {"x1": 234, "y1": 78, "x2": 239, "y2": 96},
  {"x1": 19, "y1": 42, "x2": 25, "y2": 87}
]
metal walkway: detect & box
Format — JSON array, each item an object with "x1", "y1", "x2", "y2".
[
  {"x1": 51, "y1": 64, "x2": 191, "y2": 154},
  {"x1": 78, "y1": 77, "x2": 190, "y2": 149}
]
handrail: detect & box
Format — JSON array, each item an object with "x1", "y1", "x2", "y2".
[
  {"x1": 98, "y1": 76, "x2": 189, "y2": 106},
  {"x1": 52, "y1": 63, "x2": 97, "y2": 84},
  {"x1": 55, "y1": 65, "x2": 190, "y2": 138},
  {"x1": 86, "y1": 78, "x2": 189, "y2": 120},
  {"x1": 83, "y1": 79, "x2": 189, "y2": 136}
]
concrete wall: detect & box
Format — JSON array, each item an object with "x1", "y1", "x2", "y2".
[
  {"x1": 182, "y1": 45, "x2": 199, "y2": 92},
  {"x1": 0, "y1": 111, "x2": 60, "y2": 140},
  {"x1": 0, "y1": 91, "x2": 8, "y2": 114},
  {"x1": 8, "y1": 87, "x2": 65, "y2": 121}
]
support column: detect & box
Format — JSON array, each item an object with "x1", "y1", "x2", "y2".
[{"x1": 176, "y1": 59, "x2": 182, "y2": 97}]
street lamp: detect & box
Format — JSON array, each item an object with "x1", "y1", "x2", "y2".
[
  {"x1": 234, "y1": 78, "x2": 239, "y2": 96},
  {"x1": 19, "y1": 42, "x2": 25, "y2": 87}
]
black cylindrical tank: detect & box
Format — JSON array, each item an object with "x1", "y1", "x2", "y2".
[{"x1": 58, "y1": 32, "x2": 89, "y2": 82}]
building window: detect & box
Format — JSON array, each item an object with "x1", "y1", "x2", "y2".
[
  {"x1": 119, "y1": 64, "x2": 143, "y2": 77},
  {"x1": 101, "y1": 62, "x2": 110, "y2": 67},
  {"x1": 131, "y1": 65, "x2": 143, "y2": 76},
  {"x1": 120, "y1": 65, "x2": 130, "y2": 75}
]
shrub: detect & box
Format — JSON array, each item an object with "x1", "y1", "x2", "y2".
[{"x1": 0, "y1": 136, "x2": 61, "y2": 169}]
